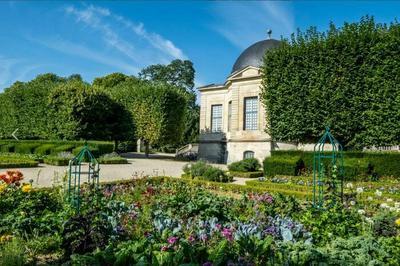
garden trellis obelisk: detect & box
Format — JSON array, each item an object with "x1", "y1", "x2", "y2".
[
  {"x1": 67, "y1": 143, "x2": 100, "y2": 211},
  {"x1": 313, "y1": 127, "x2": 344, "y2": 208}
]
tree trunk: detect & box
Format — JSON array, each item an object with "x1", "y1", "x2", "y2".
[{"x1": 144, "y1": 140, "x2": 150, "y2": 158}]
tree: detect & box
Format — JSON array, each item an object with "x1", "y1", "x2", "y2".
[
  {"x1": 261, "y1": 16, "x2": 400, "y2": 149},
  {"x1": 131, "y1": 81, "x2": 187, "y2": 157},
  {"x1": 139, "y1": 59, "x2": 195, "y2": 92},
  {"x1": 48, "y1": 79, "x2": 132, "y2": 142},
  {"x1": 139, "y1": 60, "x2": 199, "y2": 145},
  {"x1": 0, "y1": 73, "x2": 67, "y2": 139}
]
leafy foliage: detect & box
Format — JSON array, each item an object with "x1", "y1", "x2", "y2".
[
  {"x1": 228, "y1": 158, "x2": 261, "y2": 172},
  {"x1": 139, "y1": 59, "x2": 200, "y2": 145},
  {"x1": 131, "y1": 81, "x2": 186, "y2": 155},
  {"x1": 261, "y1": 16, "x2": 400, "y2": 148}
]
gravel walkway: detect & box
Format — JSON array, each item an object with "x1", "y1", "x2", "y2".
[{"x1": 0, "y1": 153, "x2": 229, "y2": 187}]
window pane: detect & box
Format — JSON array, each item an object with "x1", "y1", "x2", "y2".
[
  {"x1": 244, "y1": 97, "x2": 258, "y2": 130},
  {"x1": 211, "y1": 104, "x2": 222, "y2": 132},
  {"x1": 244, "y1": 151, "x2": 254, "y2": 159}
]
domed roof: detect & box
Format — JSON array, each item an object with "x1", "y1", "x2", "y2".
[{"x1": 231, "y1": 39, "x2": 281, "y2": 74}]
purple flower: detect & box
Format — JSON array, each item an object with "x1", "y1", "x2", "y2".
[
  {"x1": 264, "y1": 226, "x2": 277, "y2": 236},
  {"x1": 203, "y1": 262, "x2": 213, "y2": 266},
  {"x1": 188, "y1": 235, "x2": 195, "y2": 242},
  {"x1": 221, "y1": 228, "x2": 234, "y2": 241},
  {"x1": 168, "y1": 236, "x2": 179, "y2": 245}
]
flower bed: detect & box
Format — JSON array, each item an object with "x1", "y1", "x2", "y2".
[{"x1": 0, "y1": 174, "x2": 399, "y2": 265}]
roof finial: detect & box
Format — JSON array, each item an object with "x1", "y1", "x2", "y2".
[{"x1": 267, "y1": 29, "x2": 272, "y2": 39}]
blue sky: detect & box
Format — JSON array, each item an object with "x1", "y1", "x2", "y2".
[{"x1": 0, "y1": 1, "x2": 399, "y2": 91}]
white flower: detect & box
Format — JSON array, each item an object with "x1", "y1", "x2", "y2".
[
  {"x1": 386, "y1": 198, "x2": 393, "y2": 202},
  {"x1": 356, "y1": 187, "x2": 364, "y2": 194},
  {"x1": 350, "y1": 200, "x2": 356, "y2": 206},
  {"x1": 394, "y1": 202, "x2": 400, "y2": 208},
  {"x1": 357, "y1": 209, "x2": 365, "y2": 215},
  {"x1": 389, "y1": 207, "x2": 396, "y2": 212},
  {"x1": 375, "y1": 190, "x2": 382, "y2": 197},
  {"x1": 367, "y1": 196, "x2": 373, "y2": 201},
  {"x1": 346, "y1": 183, "x2": 354, "y2": 189},
  {"x1": 380, "y1": 203, "x2": 389, "y2": 209},
  {"x1": 365, "y1": 217, "x2": 374, "y2": 224}
]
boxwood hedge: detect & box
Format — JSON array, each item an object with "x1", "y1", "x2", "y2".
[{"x1": 263, "y1": 150, "x2": 400, "y2": 180}]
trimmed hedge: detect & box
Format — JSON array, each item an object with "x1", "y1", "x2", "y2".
[
  {"x1": 35, "y1": 144, "x2": 57, "y2": 155},
  {"x1": 0, "y1": 155, "x2": 39, "y2": 168},
  {"x1": 0, "y1": 140, "x2": 113, "y2": 157},
  {"x1": 98, "y1": 157, "x2": 128, "y2": 164},
  {"x1": 229, "y1": 171, "x2": 264, "y2": 178},
  {"x1": 264, "y1": 150, "x2": 400, "y2": 180},
  {"x1": 43, "y1": 156, "x2": 70, "y2": 166},
  {"x1": 51, "y1": 144, "x2": 76, "y2": 154},
  {"x1": 14, "y1": 143, "x2": 41, "y2": 154},
  {"x1": 0, "y1": 144, "x2": 15, "y2": 153}
]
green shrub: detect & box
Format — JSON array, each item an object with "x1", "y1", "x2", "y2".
[
  {"x1": 0, "y1": 155, "x2": 38, "y2": 168},
  {"x1": 229, "y1": 171, "x2": 263, "y2": 178},
  {"x1": 0, "y1": 238, "x2": 26, "y2": 266},
  {"x1": 0, "y1": 144, "x2": 15, "y2": 153},
  {"x1": 35, "y1": 144, "x2": 56, "y2": 155},
  {"x1": 265, "y1": 150, "x2": 400, "y2": 180},
  {"x1": 14, "y1": 143, "x2": 41, "y2": 154},
  {"x1": 43, "y1": 156, "x2": 70, "y2": 166},
  {"x1": 98, "y1": 153, "x2": 128, "y2": 164},
  {"x1": 202, "y1": 166, "x2": 232, "y2": 182},
  {"x1": 263, "y1": 156, "x2": 300, "y2": 177},
  {"x1": 50, "y1": 144, "x2": 76, "y2": 154},
  {"x1": 372, "y1": 211, "x2": 398, "y2": 237},
  {"x1": 228, "y1": 158, "x2": 261, "y2": 172},
  {"x1": 89, "y1": 142, "x2": 114, "y2": 155},
  {"x1": 183, "y1": 160, "x2": 209, "y2": 177},
  {"x1": 183, "y1": 160, "x2": 232, "y2": 182}
]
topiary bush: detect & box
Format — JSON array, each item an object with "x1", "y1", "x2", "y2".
[
  {"x1": 228, "y1": 158, "x2": 261, "y2": 172},
  {"x1": 183, "y1": 160, "x2": 232, "y2": 182}
]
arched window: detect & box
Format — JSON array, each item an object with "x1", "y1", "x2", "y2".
[{"x1": 243, "y1": 151, "x2": 255, "y2": 159}]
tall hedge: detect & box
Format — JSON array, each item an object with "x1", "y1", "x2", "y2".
[
  {"x1": 131, "y1": 81, "x2": 187, "y2": 156},
  {"x1": 0, "y1": 74, "x2": 67, "y2": 139},
  {"x1": 261, "y1": 17, "x2": 400, "y2": 149},
  {"x1": 48, "y1": 79, "x2": 132, "y2": 141}
]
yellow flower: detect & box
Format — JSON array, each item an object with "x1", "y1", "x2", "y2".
[
  {"x1": 396, "y1": 218, "x2": 400, "y2": 227},
  {"x1": 0, "y1": 183, "x2": 6, "y2": 193},
  {"x1": 0, "y1": 235, "x2": 12, "y2": 243},
  {"x1": 21, "y1": 184, "x2": 32, "y2": 193}
]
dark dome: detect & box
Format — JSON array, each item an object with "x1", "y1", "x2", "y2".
[{"x1": 231, "y1": 39, "x2": 281, "y2": 73}]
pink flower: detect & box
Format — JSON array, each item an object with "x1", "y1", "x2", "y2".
[
  {"x1": 161, "y1": 245, "x2": 169, "y2": 252},
  {"x1": 221, "y1": 228, "x2": 234, "y2": 241},
  {"x1": 168, "y1": 236, "x2": 179, "y2": 245},
  {"x1": 188, "y1": 235, "x2": 195, "y2": 242}
]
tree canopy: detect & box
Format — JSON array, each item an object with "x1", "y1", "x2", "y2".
[
  {"x1": 131, "y1": 82, "x2": 187, "y2": 156},
  {"x1": 139, "y1": 59, "x2": 199, "y2": 145},
  {"x1": 261, "y1": 16, "x2": 400, "y2": 149}
]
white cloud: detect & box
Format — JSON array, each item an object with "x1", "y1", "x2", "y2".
[
  {"x1": 65, "y1": 4, "x2": 187, "y2": 65},
  {"x1": 0, "y1": 56, "x2": 41, "y2": 90},
  {"x1": 28, "y1": 37, "x2": 139, "y2": 74},
  {"x1": 65, "y1": 5, "x2": 139, "y2": 63},
  {"x1": 211, "y1": 2, "x2": 295, "y2": 49}
]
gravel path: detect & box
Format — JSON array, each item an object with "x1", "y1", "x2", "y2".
[{"x1": 0, "y1": 153, "x2": 229, "y2": 187}]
